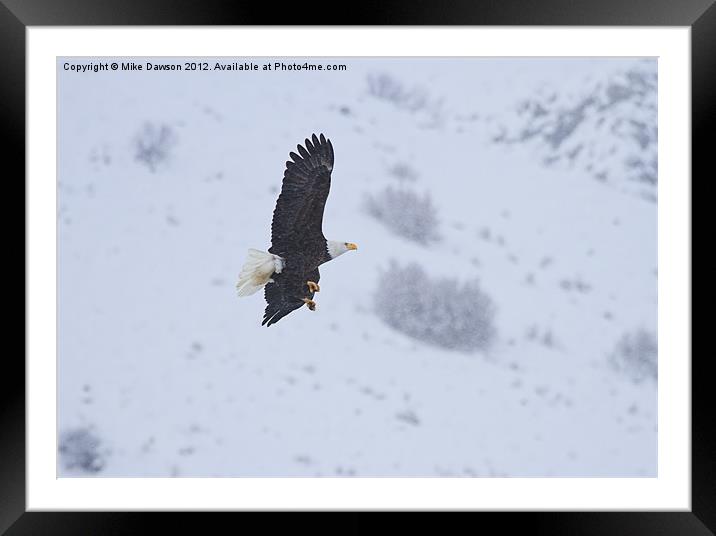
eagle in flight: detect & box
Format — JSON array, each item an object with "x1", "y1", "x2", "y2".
[{"x1": 236, "y1": 134, "x2": 357, "y2": 326}]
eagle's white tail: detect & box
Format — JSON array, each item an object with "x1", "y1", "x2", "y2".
[{"x1": 236, "y1": 249, "x2": 284, "y2": 297}]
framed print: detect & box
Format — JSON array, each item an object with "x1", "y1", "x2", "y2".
[{"x1": 6, "y1": 0, "x2": 711, "y2": 533}]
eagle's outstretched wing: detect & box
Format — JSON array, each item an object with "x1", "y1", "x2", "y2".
[
  {"x1": 262, "y1": 267, "x2": 320, "y2": 327},
  {"x1": 268, "y1": 133, "x2": 334, "y2": 258}
]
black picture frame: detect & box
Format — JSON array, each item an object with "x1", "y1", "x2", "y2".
[{"x1": 5, "y1": 0, "x2": 710, "y2": 533}]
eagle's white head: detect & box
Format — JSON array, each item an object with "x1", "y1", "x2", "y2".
[{"x1": 327, "y1": 240, "x2": 358, "y2": 259}]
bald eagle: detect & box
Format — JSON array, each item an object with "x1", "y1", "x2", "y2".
[{"x1": 236, "y1": 134, "x2": 357, "y2": 326}]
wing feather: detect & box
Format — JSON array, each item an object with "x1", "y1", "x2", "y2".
[{"x1": 297, "y1": 144, "x2": 311, "y2": 160}]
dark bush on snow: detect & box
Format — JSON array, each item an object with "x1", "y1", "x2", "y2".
[
  {"x1": 365, "y1": 187, "x2": 441, "y2": 245},
  {"x1": 58, "y1": 427, "x2": 107, "y2": 473},
  {"x1": 609, "y1": 328, "x2": 657, "y2": 383},
  {"x1": 134, "y1": 122, "x2": 176, "y2": 172},
  {"x1": 375, "y1": 262, "x2": 496, "y2": 352},
  {"x1": 388, "y1": 162, "x2": 419, "y2": 183},
  {"x1": 367, "y1": 73, "x2": 430, "y2": 113}
]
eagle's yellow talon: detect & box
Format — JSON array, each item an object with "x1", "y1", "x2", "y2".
[
  {"x1": 302, "y1": 298, "x2": 317, "y2": 311},
  {"x1": 307, "y1": 281, "x2": 320, "y2": 292}
]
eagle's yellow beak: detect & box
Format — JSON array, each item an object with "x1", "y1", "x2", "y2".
[{"x1": 346, "y1": 242, "x2": 358, "y2": 251}]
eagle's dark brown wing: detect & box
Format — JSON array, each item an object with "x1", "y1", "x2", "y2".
[{"x1": 268, "y1": 133, "x2": 333, "y2": 259}]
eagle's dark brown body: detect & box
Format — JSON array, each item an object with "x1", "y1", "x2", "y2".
[{"x1": 261, "y1": 134, "x2": 335, "y2": 326}]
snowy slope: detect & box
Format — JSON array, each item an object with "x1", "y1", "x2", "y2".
[{"x1": 58, "y1": 57, "x2": 657, "y2": 477}]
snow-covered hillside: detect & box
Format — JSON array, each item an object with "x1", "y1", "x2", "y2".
[{"x1": 58, "y1": 57, "x2": 657, "y2": 477}]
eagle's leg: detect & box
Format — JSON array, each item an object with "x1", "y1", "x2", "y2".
[
  {"x1": 306, "y1": 281, "x2": 320, "y2": 293},
  {"x1": 302, "y1": 297, "x2": 317, "y2": 311}
]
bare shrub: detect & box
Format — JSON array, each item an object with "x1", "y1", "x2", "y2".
[
  {"x1": 58, "y1": 427, "x2": 107, "y2": 473},
  {"x1": 367, "y1": 73, "x2": 429, "y2": 112},
  {"x1": 134, "y1": 122, "x2": 177, "y2": 172},
  {"x1": 375, "y1": 262, "x2": 497, "y2": 352},
  {"x1": 493, "y1": 61, "x2": 657, "y2": 200},
  {"x1": 609, "y1": 328, "x2": 657, "y2": 383},
  {"x1": 365, "y1": 186, "x2": 440, "y2": 245},
  {"x1": 367, "y1": 73, "x2": 445, "y2": 126},
  {"x1": 388, "y1": 162, "x2": 419, "y2": 183}
]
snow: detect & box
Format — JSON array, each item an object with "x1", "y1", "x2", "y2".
[{"x1": 58, "y1": 57, "x2": 657, "y2": 477}]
